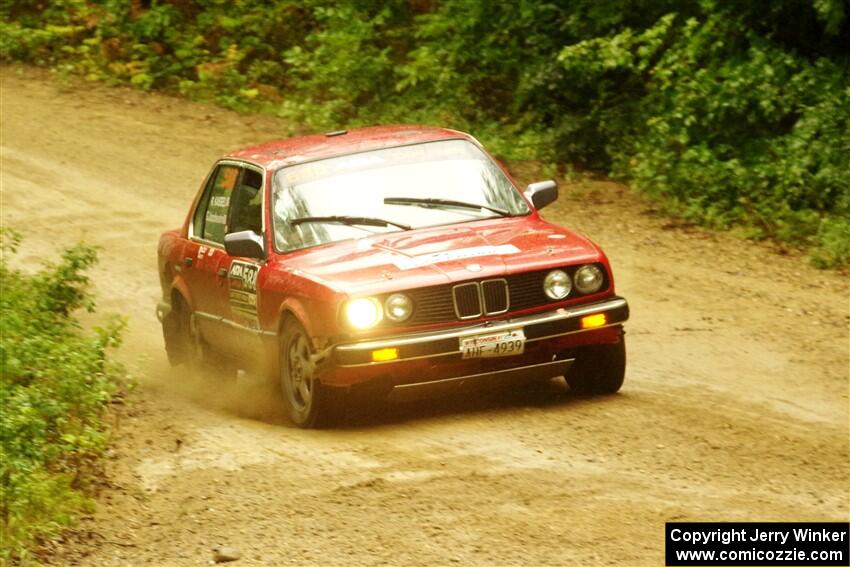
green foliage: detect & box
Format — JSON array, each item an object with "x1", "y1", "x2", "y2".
[
  {"x1": 811, "y1": 217, "x2": 850, "y2": 268},
  {"x1": 280, "y1": 2, "x2": 409, "y2": 128},
  {"x1": 0, "y1": 229, "x2": 126, "y2": 561},
  {"x1": 553, "y1": 6, "x2": 850, "y2": 265},
  {"x1": 2, "y1": 0, "x2": 848, "y2": 265}
]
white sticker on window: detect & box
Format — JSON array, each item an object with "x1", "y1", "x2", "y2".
[{"x1": 210, "y1": 195, "x2": 230, "y2": 208}]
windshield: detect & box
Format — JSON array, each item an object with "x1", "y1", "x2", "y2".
[{"x1": 271, "y1": 139, "x2": 529, "y2": 252}]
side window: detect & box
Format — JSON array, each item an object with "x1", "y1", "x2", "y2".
[
  {"x1": 227, "y1": 168, "x2": 264, "y2": 235},
  {"x1": 192, "y1": 164, "x2": 240, "y2": 244}
]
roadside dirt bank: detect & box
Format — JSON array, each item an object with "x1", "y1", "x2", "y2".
[{"x1": 1, "y1": 65, "x2": 848, "y2": 566}]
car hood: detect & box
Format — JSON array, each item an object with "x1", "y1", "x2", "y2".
[{"x1": 279, "y1": 216, "x2": 603, "y2": 296}]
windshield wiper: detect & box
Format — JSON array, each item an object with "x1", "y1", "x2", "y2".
[
  {"x1": 289, "y1": 215, "x2": 411, "y2": 231},
  {"x1": 383, "y1": 197, "x2": 510, "y2": 217}
]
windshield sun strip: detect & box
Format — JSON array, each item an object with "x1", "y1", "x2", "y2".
[
  {"x1": 289, "y1": 215, "x2": 412, "y2": 231},
  {"x1": 383, "y1": 197, "x2": 510, "y2": 217}
]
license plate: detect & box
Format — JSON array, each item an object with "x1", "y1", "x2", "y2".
[{"x1": 460, "y1": 329, "x2": 526, "y2": 359}]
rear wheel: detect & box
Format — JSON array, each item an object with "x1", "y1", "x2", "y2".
[
  {"x1": 565, "y1": 339, "x2": 626, "y2": 395},
  {"x1": 279, "y1": 318, "x2": 344, "y2": 428}
]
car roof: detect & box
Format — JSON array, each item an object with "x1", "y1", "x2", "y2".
[{"x1": 226, "y1": 125, "x2": 474, "y2": 170}]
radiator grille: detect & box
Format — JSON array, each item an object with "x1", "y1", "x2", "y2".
[
  {"x1": 505, "y1": 271, "x2": 548, "y2": 311},
  {"x1": 481, "y1": 279, "x2": 509, "y2": 314},
  {"x1": 389, "y1": 264, "x2": 607, "y2": 326},
  {"x1": 452, "y1": 282, "x2": 482, "y2": 319},
  {"x1": 407, "y1": 284, "x2": 455, "y2": 324}
]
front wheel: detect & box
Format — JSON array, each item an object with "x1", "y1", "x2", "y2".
[
  {"x1": 565, "y1": 338, "x2": 626, "y2": 395},
  {"x1": 279, "y1": 319, "x2": 344, "y2": 428},
  {"x1": 178, "y1": 302, "x2": 209, "y2": 377}
]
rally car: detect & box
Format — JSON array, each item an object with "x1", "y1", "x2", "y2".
[{"x1": 156, "y1": 126, "x2": 629, "y2": 427}]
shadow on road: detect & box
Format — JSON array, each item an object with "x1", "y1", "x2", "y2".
[
  {"x1": 146, "y1": 357, "x2": 627, "y2": 430},
  {"x1": 340, "y1": 377, "x2": 609, "y2": 429}
]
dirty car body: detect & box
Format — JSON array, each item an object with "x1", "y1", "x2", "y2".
[{"x1": 156, "y1": 126, "x2": 629, "y2": 427}]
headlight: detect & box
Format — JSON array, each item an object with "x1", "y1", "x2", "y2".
[
  {"x1": 345, "y1": 297, "x2": 382, "y2": 329},
  {"x1": 543, "y1": 270, "x2": 571, "y2": 300},
  {"x1": 574, "y1": 264, "x2": 604, "y2": 294},
  {"x1": 384, "y1": 293, "x2": 413, "y2": 322}
]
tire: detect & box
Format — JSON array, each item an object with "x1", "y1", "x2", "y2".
[
  {"x1": 565, "y1": 338, "x2": 626, "y2": 395},
  {"x1": 178, "y1": 300, "x2": 209, "y2": 377},
  {"x1": 279, "y1": 318, "x2": 344, "y2": 428}
]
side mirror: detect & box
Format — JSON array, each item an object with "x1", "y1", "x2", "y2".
[
  {"x1": 524, "y1": 180, "x2": 558, "y2": 210},
  {"x1": 224, "y1": 230, "x2": 265, "y2": 259}
]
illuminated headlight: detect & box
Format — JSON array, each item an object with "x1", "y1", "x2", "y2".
[
  {"x1": 574, "y1": 264, "x2": 604, "y2": 294},
  {"x1": 345, "y1": 297, "x2": 382, "y2": 329},
  {"x1": 384, "y1": 293, "x2": 413, "y2": 322},
  {"x1": 543, "y1": 270, "x2": 571, "y2": 300}
]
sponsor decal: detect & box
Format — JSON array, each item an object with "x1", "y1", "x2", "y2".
[
  {"x1": 229, "y1": 261, "x2": 258, "y2": 292},
  {"x1": 228, "y1": 260, "x2": 260, "y2": 323},
  {"x1": 393, "y1": 244, "x2": 520, "y2": 270}
]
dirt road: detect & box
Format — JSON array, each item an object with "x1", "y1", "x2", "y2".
[{"x1": 2, "y1": 66, "x2": 848, "y2": 566}]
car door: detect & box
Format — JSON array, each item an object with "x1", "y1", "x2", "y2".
[
  {"x1": 217, "y1": 164, "x2": 268, "y2": 361},
  {"x1": 184, "y1": 162, "x2": 242, "y2": 349}
]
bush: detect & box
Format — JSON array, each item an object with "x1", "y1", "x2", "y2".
[
  {"x1": 555, "y1": 9, "x2": 850, "y2": 265},
  {"x1": 0, "y1": 229, "x2": 126, "y2": 562}
]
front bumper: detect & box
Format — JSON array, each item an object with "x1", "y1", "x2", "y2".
[{"x1": 333, "y1": 296, "x2": 628, "y2": 367}]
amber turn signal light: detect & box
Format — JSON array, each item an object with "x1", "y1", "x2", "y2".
[
  {"x1": 580, "y1": 313, "x2": 607, "y2": 329},
  {"x1": 371, "y1": 347, "x2": 399, "y2": 362}
]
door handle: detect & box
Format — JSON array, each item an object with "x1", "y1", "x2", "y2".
[
  {"x1": 217, "y1": 267, "x2": 228, "y2": 278},
  {"x1": 183, "y1": 257, "x2": 193, "y2": 267}
]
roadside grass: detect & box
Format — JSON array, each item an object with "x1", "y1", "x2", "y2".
[{"x1": 0, "y1": 228, "x2": 128, "y2": 563}]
